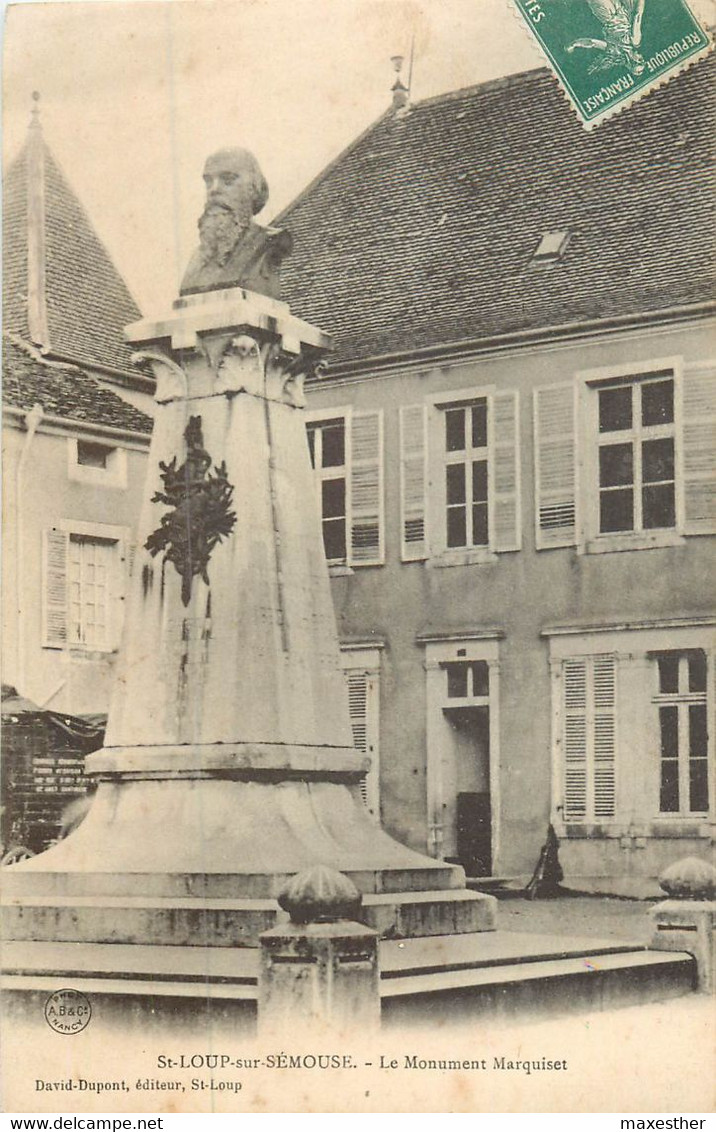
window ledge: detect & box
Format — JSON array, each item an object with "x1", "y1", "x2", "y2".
[
  {"x1": 649, "y1": 819, "x2": 712, "y2": 838},
  {"x1": 328, "y1": 564, "x2": 354, "y2": 577},
  {"x1": 68, "y1": 647, "x2": 119, "y2": 659},
  {"x1": 431, "y1": 548, "x2": 498, "y2": 569},
  {"x1": 584, "y1": 531, "x2": 685, "y2": 555},
  {"x1": 557, "y1": 823, "x2": 620, "y2": 838},
  {"x1": 68, "y1": 467, "x2": 128, "y2": 490},
  {"x1": 557, "y1": 820, "x2": 712, "y2": 840}
]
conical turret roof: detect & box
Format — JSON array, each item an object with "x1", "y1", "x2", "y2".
[{"x1": 3, "y1": 103, "x2": 142, "y2": 376}]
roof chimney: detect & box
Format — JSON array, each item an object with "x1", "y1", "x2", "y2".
[{"x1": 390, "y1": 55, "x2": 409, "y2": 111}]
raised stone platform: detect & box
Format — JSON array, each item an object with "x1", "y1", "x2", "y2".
[
  {"x1": 1, "y1": 887, "x2": 494, "y2": 949},
  {"x1": 1, "y1": 932, "x2": 695, "y2": 1026}
]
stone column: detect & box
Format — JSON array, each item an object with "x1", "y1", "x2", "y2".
[
  {"x1": 650, "y1": 857, "x2": 716, "y2": 993},
  {"x1": 258, "y1": 866, "x2": 380, "y2": 1038}
]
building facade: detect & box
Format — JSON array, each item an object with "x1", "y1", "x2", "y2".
[
  {"x1": 2, "y1": 103, "x2": 154, "y2": 717},
  {"x1": 279, "y1": 61, "x2": 715, "y2": 893}
]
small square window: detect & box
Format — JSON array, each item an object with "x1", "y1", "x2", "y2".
[
  {"x1": 69, "y1": 438, "x2": 127, "y2": 488},
  {"x1": 445, "y1": 661, "x2": 489, "y2": 699},
  {"x1": 77, "y1": 440, "x2": 112, "y2": 468},
  {"x1": 532, "y1": 230, "x2": 570, "y2": 263}
]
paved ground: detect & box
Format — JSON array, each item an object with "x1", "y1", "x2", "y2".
[{"x1": 493, "y1": 891, "x2": 654, "y2": 944}]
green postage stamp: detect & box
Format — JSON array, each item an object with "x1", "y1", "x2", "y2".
[{"x1": 512, "y1": 0, "x2": 713, "y2": 126}]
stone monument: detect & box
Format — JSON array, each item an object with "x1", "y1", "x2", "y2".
[
  {"x1": 2, "y1": 150, "x2": 494, "y2": 1026},
  {"x1": 180, "y1": 147, "x2": 292, "y2": 299}
]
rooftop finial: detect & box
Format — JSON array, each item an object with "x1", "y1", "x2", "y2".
[
  {"x1": 390, "y1": 55, "x2": 409, "y2": 111},
  {"x1": 30, "y1": 91, "x2": 41, "y2": 129}
]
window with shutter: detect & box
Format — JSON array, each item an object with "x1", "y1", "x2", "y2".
[
  {"x1": 561, "y1": 655, "x2": 616, "y2": 823},
  {"x1": 43, "y1": 528, "x2": 69, "y2": 647},
  {"x1": 400, "y1": 404, "x2": 428, "y2": 560},
  {"x1": 492, "y1": 390, "x2": 521, "y2": 552},
  {"x1": 350, "y1": 411, "x2": 384, "y2": 565},
  {"x1": 306, "y1": 417, "x2": 348, "y2": 562},
  {"x1": 43, "y1": 524, "x2": 127, "y2": 652},
  {"x1": 534, "y1": 383, "x2": 577, "y2": 548},
  {"x1": 682, "y1": 362, "x2": 716, "y2": 535},
  {"x1": 306, "y1": 411, "x2": 384, "y2": 567},
  {"x1": 341, "y1": 653, "x2": 380, "y2": 821},
  {"x1": 427, "y1": 388, "x2": 521, "y2": 561},
  {"x1": 563, "y1": 659, "x2": 588, "y2": 821},
  {"x1": 68, "y1": 535, "x2": 114, "y2": 649},
  {"x1": 575, "y1": 358, "x2": 716, "y2": 552},
  {"x1": 596, "y1": 376, "x2": 676, "y2": 534}
]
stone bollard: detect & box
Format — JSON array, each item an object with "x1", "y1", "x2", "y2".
[
  {"x1": 258, "y1": 865, "x2": 380, "y2": 1038},
  {"x1": 650, "y1": 857, "x2": 716, "y2": 994}
]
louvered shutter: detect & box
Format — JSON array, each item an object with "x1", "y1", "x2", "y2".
[
  {"x1": 42, "y1": 528, "x2": 68, "y2": 647},
  {"x1": 349, "y1": 411, "x2": 384, "y2": 565},
  {"x1": 592, "y1": 655, "x2": 616, "y2": 820},
  {"x1": 562, "y1": 655, "x2": 616, "y2": 823},
  {"x1": 534, "y1": 384, "x2": 577, "y2": 548},
  {"x1": 682, "y1": 362, "x2": 716, "y2": 535},
  {"x1": 563, "y1": 659, "x2": 588, "y2": 822},
  {"x1": 492, "y1": 391, "x2": 521, "y2": 552},
  {"x1": 400, "y1": 404, "x2": 428, "y2": 560},
  {"x1": 344, "y1": 667, "x2": 380, "y2": 820}
]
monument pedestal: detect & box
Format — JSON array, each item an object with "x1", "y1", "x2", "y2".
[{"x1": 2, "y1": 288, "x2": 494, "y2": 1018}]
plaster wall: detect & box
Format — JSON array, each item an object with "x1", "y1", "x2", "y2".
[
  {"x1": 2, "y1": 423, "x2": 148, "y2": 714},
  {"x1": 306, "y1": 319, "x2": 715, "y2": 879}
]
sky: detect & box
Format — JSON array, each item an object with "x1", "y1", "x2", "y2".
[{"x1": 3, "y1": 0, "x2": 714, "y2": 312}]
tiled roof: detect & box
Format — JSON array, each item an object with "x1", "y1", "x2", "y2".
[
  {"x1": 278, "y1": 58, "x2": 715, "y2": 366},
  {"x1": 3, "y1": 134, "x2": 141, "y2": 374},
  {"x1": 2, "y1": 338, "x2": 152, "y2": 434}
]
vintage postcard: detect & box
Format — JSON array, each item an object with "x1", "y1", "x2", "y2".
[{"x1": 1, "y1": 0, "x2": 715, "y2": 1117}]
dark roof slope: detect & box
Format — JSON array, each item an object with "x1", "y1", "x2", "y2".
[
  {"x1": 279, "y1": 59, "x2": 715, "y2": 365},
  {"x1": 2, "y1": 338, "x2": 152, "y2": 434},
  {"x1": 3, "y1": 147, "x2": 29, "y2": 338},
  {"x1": 3, "y1": 137, "x2": 141, "y2": 374}
]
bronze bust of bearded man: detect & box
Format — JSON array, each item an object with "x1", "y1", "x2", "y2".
[{"x1": 180, "y1": 147, "x2": 292, "y2": 300}]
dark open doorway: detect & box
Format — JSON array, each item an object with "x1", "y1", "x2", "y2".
[{"x1": 443, "y1": 704, "x2": 491, "y2": 877}]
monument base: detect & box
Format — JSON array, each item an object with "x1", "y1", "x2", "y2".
[
  {"x1": 1, "y1": 287, "x2": 498, "y2": 1025},
  {"x1": 2, "y1": 775, "x2": 496, "y2": 946}
]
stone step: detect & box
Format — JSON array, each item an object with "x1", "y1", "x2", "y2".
[
  {"x1": 1, "y1": 864, "x2": 463, "y2": 900},
  {"x1": 379, "y1": 930, "x2": 642, "y2": 976},
  {"x1": 2, "y1": 889, "x2": 495, "y2": 948},
  {"x1": 1, "y1": 935, "x2": 696, "y2": 1022},
  {"x1": 1, "y1": 895, "x2": 280, "y2": 949},
  {"x1": 362, "y1": 889, "x2": 495, "y2": 938},
  {"x1": 1, "y1": 939, "x2": 259, "y2": 999},
  {"x1": 381, "y1": 949, "x2": 696, "y2": 1023}
]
